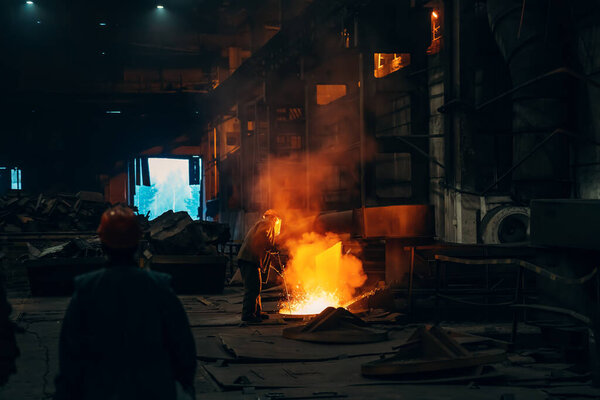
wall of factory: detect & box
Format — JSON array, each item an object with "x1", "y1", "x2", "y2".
[
  {"x1": 205, "y1": 1, "x2": 439, "y2": 239},
  {"x1": 437, "y1": 0, "x2": 600, "y2": 245},
  {"x1": 575, "y1": 15, "x2": 600, "y2": 199},
  {"x1": 204, "y1": 0, "x2": 600, "y2": 247},
  {"x1": 432, "y1": 0, "x2": 515, "y2": 243},
  {"x1": 427, "y1": 50, "x2": 448, "y2": 242},
  {"x1": 0, "y1": 104, "x2": 110, "y2": 194}
]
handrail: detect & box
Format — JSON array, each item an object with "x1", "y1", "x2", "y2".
[{"x1": 435, "y1": 254, "x2": 598, "y2": 285}]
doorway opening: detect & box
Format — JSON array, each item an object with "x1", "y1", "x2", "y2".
[{"x1": 133, "y1": 157, "x2": 201, "y2": 220}]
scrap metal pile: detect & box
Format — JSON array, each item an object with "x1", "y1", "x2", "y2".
[
  {"x1": 0, "y1": 190, "x2": 230, "y2": 260},
  {"x1": 0, "y1": 191, "x2": 109, "y2": 233},
  {"x1": 16, "y1": 210, "x2": 231, "y2": 260},
  {"x1": 144, "y1": 210, "x2": 230, "y2": 256},
  {"x1": 26, "y1": 238, "x2": 104, "y2": 260}
]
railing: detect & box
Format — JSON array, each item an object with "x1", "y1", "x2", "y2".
[{"x1": 431, "y1": 254, "x2": 598, "y2": 346}]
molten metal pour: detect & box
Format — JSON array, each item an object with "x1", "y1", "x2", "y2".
[{"x1": 277, "y1": 239, "x2": 366, "y2": 315}]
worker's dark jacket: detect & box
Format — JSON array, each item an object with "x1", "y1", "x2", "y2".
[
  {"x1": 237, "y1": 219, "x2": 275, "y2": 271},
  {"x1": 54, "y1": 262, "x2": 197, "y2": 400}
]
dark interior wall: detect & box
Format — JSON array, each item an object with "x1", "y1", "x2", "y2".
[
  {"x1": 0, "y1": 93, "x2": 204, "y2": 194},
  {"x1": 487, "y1": 0, "x2": 577, "y2": 200},
  {"x1": 574, "y1": 1, "x2": 600, "y2": 199},
  {"x1": 485, "y1": 0, "x2": 600, "y2": 201},
  {"x1": 458, "y1": 0, "x2": 513, "y2": 194}
]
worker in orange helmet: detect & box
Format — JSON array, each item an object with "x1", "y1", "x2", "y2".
[
  {"x1": 237, "y1": 209, "x2": 282, "y2": 322},
  {"x1": 54, "y1": 205, "x2": 196, "y2": 400}
]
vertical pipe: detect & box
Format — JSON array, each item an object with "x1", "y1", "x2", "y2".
[
  {"x1": 213, "y1": 126, "x2": 218, "y2": 198},
  {"x1": 267, "y1": 103, "x2": 271, "y2": 208},
  {"x1": 441, "y1": 1, "x2": 455, "y2": 242},
  {"x1": 452, "y1": 0, "x2": 462, "y2": 243},
  {"x1": 305, "y1": 78, "x2": 311, "y2": 211},
  {"x1": 435, "y1": 259, "x2": 441, "y2": 324},
  {"x1": 200, "y1": 157, "x2": 205, "y2": 220},
  {"x1": 253, "y1": 104, "x2": 258, "y2": 208},
  {"x1": 359, "y1": 52, "x2": 366, "y2": 236},
  {"x1": 239, "y1": 105, "x2": 245, "y2": 228},
  {"x1": 408, "y1": 246, "x2": 415, "y2": 316}
]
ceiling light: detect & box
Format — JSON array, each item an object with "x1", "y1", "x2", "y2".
[
  {"x1": 26, "y1": 1, "x2": 34, "y2": 4},
  {"x1": 156, "y1": 5, "x2": 164, "y2": 9},
  {"x1": 99, "y1": 22, "x2": 107, "y2": 26}
]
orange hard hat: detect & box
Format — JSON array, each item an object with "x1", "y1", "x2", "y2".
[{"x1": 97, "y1": 205, "x2": 142, "y2": 249}]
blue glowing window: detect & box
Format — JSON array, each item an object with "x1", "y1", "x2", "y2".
[
  {"x1": 11, "y1": 168, "x2": 22, "y2": 190},
  {"x1": 134, "y1": 157, "x2": 201, "y2": 220}
]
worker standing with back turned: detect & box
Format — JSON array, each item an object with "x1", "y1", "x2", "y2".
[
  {"x1": 237, "y1": 209, "x2": 281, "y2": 322},
  {"x1": 54, "y1": 205, "x2": 197, "y2": 400}
]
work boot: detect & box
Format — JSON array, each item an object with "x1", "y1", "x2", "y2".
[{"x1": 259, "y1": 312, "x2": 270, "y2": 320}]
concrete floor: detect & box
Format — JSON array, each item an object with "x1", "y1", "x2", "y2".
[{"x1": 2, "y1": 285, "x2": 598, "y2": 399}]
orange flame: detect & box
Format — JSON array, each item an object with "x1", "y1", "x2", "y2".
[
  {"x1": 279, "y1": 233, "x2": 366, "y2": 315},
  {"x1": 245, "y1": 124, "x2": 375, "y2": 316}
]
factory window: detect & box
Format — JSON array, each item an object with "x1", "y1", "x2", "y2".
[
  {"x1": 316, "y1": 84, "x2": 347, "y2": 105},
  {"x1": 134, "y1": 157, "x2": 201, "y2": 220},
  {"x1": 0, "y1": 167, "x2": 22, "y2": 193},
  {"x1": 373, "y1": 53, "x2": 411, "y2": 78},
  {"x1": 11, "y1": 168, "x2": 22, "y2": 190},
  {"x1": 375, "y1": 153, "x2": 412, "y2": 198},
  {"x1": 427, "y1": 10, "x2": 442, "y2": 55},
  {"x1": 276, "y1": 107, "x2": 304, "y2": 121}
]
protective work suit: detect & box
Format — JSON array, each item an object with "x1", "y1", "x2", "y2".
[
  {"x1": 237, "y1": 210, "x2": 281, "y2": 322},
  {"x1": 54, "y1": 206, "x2": 197, "y2": 400}
]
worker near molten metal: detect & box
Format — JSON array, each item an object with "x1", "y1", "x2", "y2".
[
  {"x1": 54, "y1": 205, "x2": 196, "y2": 400},
  {"x1": 237, "y1": 209, "x2": 282, "y2": 322}
]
